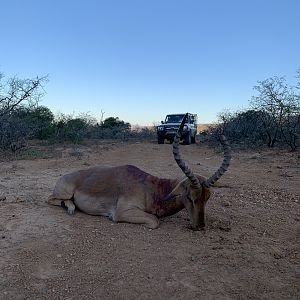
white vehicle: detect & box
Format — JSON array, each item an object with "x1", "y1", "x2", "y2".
[{"x1": 157, "y1": 113, "x2": 198, "y2": 144}]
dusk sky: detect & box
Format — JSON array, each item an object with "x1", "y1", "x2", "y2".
[{"x1": 1, "y1": 0, "x2": 299, "y2": 125}]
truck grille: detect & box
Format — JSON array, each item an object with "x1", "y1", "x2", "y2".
[{"x1": 166, "y1": 126, "x2": 179, "y2": 131}]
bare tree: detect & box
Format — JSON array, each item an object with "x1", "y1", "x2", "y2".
[
  {"x1": 0, "y1": 72, "x2": 48, "y2": 150},
  {"x1": 0, "y1": 73, "x2": 48, "y2": 115},
  {"x1": 206, "y1": 71, "x2": 300, "y2": 151},
  {"x1": 100, "y1": 109, "x2": 105, "y2": 124},
  {"x1": 250, "y1": 76, "x2": 300, "y2": 148},
  {"x1": 280, "y1": 70, "x2": 300, "y2": 151},
  {"x1": 296, "y1": 68, "x2": 300, "y2": 90}
]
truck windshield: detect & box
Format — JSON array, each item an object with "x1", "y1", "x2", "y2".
[{"x1": 165, "y1": 115, "x2": 185, "y2": 123}]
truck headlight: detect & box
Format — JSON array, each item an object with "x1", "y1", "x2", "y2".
[
  {"x1": 158, "y1": 126, "x2": 164, "y2": 131},
  {"x1": 183, "y1": 125, "x2": 188, "y2": 131}
]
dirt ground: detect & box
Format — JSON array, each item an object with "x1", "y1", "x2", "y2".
[{"x1": 0, "y1": 140, "x2": 299, "y2": 300}]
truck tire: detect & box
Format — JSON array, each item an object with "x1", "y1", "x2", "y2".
[
  {"x1": 191, "y1": 134, "x2": 196, "y2": 144},
  {"x1": 158, "y1": 136, "x2": 164, "y2": 144},
  {"x1": 184, "y1": 133, "x2": 191, "y2": 145}
]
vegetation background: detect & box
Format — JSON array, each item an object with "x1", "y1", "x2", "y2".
[{"x1": 0, "y1": 69, "x2": 299, "y2": 156}]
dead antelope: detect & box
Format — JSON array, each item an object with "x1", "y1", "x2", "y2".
[{"x1": 48, "y1": 114, "x2": 231, "y2": 230}]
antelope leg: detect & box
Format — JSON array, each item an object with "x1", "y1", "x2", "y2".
[
  {"x1": 64, "y1": 200, "x2": 76, "y2": 215},
  {"x1": 48, "y1": 197, "x2": 75, "y2": 215},
  {"x1": 114, "y1": 208, "x2": 159, "y2": 229}
]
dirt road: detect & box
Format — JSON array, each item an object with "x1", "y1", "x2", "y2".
[{"x1": 0, "y1": 141, "x2": 299, "y2": 299}]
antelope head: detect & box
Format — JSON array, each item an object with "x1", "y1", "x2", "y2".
[{"x1": 167, "y1": 113, "x2": 231, "y2": 230}]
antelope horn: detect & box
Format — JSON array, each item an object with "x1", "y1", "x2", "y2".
[
  {"x1": 173, "y1": 113, "x2": 201, "y2": 189},
  {"x1": 202, "y1": 135, "x2": 231, "y2": 188}
]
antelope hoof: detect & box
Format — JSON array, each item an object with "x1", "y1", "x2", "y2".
[
  {"x1": 189, "y1": 224, "x2": 205, "y2": 231},
  {"x1": 67, "y1": 208, "x2": 75, "y2": 215}
]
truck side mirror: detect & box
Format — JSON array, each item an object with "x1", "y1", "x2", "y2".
[{"x1": 161, "y1": 121, "x2": 164, "y2": 124}]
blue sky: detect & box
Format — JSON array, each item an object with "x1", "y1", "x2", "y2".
[{"x1": 1, "y1": 0, "x2": 299, "y2": 125}]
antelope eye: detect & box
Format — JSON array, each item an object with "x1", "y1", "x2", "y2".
[{"x1": 165, "y1": 193, "x2": 180, "y2": 201}]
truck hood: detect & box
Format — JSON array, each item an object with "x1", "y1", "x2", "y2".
[{"x1": 161, "y1": 123, "x2": 181, "y2": 127}]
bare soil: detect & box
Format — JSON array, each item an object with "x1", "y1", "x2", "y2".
[{"x1": 0, "y1": 140, "x2": 299, "y2": 300}]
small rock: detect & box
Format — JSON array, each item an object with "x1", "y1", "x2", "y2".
[
  {"x1": 0, "y1": 196, "x2": 6, "y2": 201},
  {"x1": 273, "y1": 252, "x2": 283, "y2": 259},
  {"x1": 219, "y1": 224, "x2": 231, "y2": 232},
  {"x1": 250, "y1": 153, "x2": 261, "y2": 159},
  {"x1": 221, "y1": 200, "x2": 231, "y2": 207}
]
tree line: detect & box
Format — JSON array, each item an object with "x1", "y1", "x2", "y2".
[
  {"x1": 206, "y1": 70, "x2": 300, "y2": 151},
  {"x1": 0, "y1": 72, "x2": 155, "y2": 152},
  {"x1": 1, "y1": 70, "x2": 299, "y2": 152}
]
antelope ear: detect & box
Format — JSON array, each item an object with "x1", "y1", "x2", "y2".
[
  {"x1": 163, "y1": 178, "x2": 188, "y2": 201},
  {"x1": 205, "y1": 188, "x2": 212, "y2": 201}
]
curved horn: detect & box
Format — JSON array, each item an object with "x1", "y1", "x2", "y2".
[
  {"x1": 173, "y1": 113, "x2": 201, "y2": 189},
  {"x1": 202, "y1": 135, "x2": 231, "y2": 188}
]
